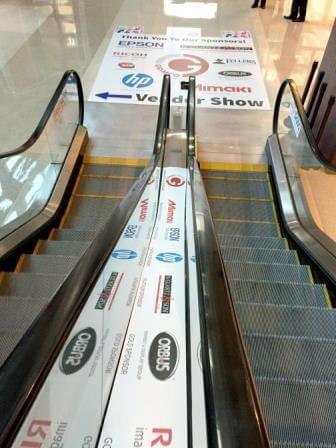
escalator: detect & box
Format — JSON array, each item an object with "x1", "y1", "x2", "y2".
[{"x1": 0, "y1": 70, "x2": 336, "y2": 448}]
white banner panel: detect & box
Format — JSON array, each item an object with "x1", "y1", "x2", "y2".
[{"x1": 88, "y1": 31, "x2": 270, "y2": 110}]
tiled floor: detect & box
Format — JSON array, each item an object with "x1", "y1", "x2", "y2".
[{"x1": 0, "y1": 0, "x2": 335, "y2": 163}]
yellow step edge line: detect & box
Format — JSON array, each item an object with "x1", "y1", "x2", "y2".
[
  {"x1": 59, "y1": 195, "x2": 75, "y2": 228},
  {"x1": 0, "y1": 272, "x2": 5, "y2": 284},
  {"x1": 214, "y1": 218, "x2": 275, "y2": 225},
  {"x1": 33, "y1": 240, "x2": 43, "y2": 255},
  {"x1": 74, "y1": 193, "x2": 125, "y2": 199},
  {"x1": 203, "y1": 176, "x2": 269, "y2": 183},
  {"x1": 84, "y1": 156, "x2": 148, "y2": 167},
  {"x1": 81, "y1": 174, "x2": 137, "y2": 180},
  {"x1": 294, "y1": 251, "x2": 301, "y2": 266},
  {"x1": 200, "y1": 162, "x2": 268, "y2": 172},
  {"x1": 271, "y1": 202, "x2": 278, "y2": 223},
  {"x1": 48, "y1": 228, "x2": 56, "y2": 240},
  {"x1": 15, "y1": 254, "x2": 26, "y2": 273},
  {"x1": 208, "y1": 195, "x2": 271, "y2": 202},
  {"x1": 267, "y1": 179, "x2": 274, "y2": 201},
  {"x1": 73, "y1": 165, "x2": 84, "y2": 195},
  {"x1": 275, "y1": 220, "x2": 282, "y2": 237},
  {"x1": 284, "y1": 238, "x2": 289, "y2": 249},
  {"x1": 306, "y1": 265, "x2": 314, "y2": 284},
  {"x1": 323, "y1": 285, "x2": 333, "y2": 309}
]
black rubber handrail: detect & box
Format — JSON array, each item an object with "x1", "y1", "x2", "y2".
[
  {"x1": 0, "y1": 70, "x2": 84, "y2": 159},
  {"x1": 273, "y1": 78, "x2": 336, "y2": 171},
  {"x1": 186, "y1": 78, "x2": 270, "y2": 447},
  {"x1": 0, "y1": 75, "x2": 171, "y2": 447}
]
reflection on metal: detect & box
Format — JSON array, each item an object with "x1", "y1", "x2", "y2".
[
  {"x1": 268, "y1": 134, "x2": 336, "y2": 283},
  {"x1": 0, "y1": 125, "x2": 88, "y2": 260}
]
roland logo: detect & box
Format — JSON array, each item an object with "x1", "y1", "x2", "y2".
[
  {"x1": 149, "y1": 332, "x2": 179, "y2": 380},
  {"x1": 60, "y1": 328, "x2": 96, "y2": 374}
]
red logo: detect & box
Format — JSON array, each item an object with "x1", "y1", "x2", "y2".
[
  {"x1": 166, "y1": 175, "x2": 185, "y2": 187},
  {"x1": 156, "y1": 54, "x2": 209, "y2": 77},
  {"x1": 151, "y1": 428, "x2": 172, "y2": 446},
  {"x1": 20, "y1": 419, "x2": 51, "y2": 447},
  {"x1": 166, "y1": 199, "x2": 176, "y2": 223},
  {"x1": 139, "y1": 198, "x2": 149, "y2": 222},
  {"x1": 118, "y1": 62, "x2": 135, "y2": 69}
]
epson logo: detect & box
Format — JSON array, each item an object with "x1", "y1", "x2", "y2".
[
  {"x1": 168, "y1": 227, "x2": 180, "y2": 241},
  {"x1": 149, "y1": 332, "x2": 178, "y2": 380},
  {"x1": 124, "y1": 224, "x2": 138, "y2": 239},
  {"x1": 139, "y1": 198, "x2": 149, "y2": 222},
  {"x1": 60, "y1": 328, "x2": 96, "y2": 374},
  {"x1": 166, "y1": 199, "x2": 176, "y2": 224}
]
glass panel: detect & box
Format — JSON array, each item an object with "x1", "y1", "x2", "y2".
[
  {"x1": 277, "y1": 84, "x2": 336, "y2": 242},
  {"x1": 0, "y1": 74, "x2": 80, "y2": 235}
]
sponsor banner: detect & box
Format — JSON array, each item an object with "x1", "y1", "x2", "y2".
[
  {"x1": 13, "y1": 169, "x2": 161, "y2": 448},
  {"x1": 89, "y1": 31, "x2": 270, "y2": 110},
  {"x1": 98, "y1": 167, "x2": 188, "y2": 447},
  {"x1": 186, "y1": 174, "x2": 208, "y2": 446}
]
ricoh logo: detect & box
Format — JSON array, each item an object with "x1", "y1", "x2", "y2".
[
  {"x1": 139, "y1": 198, "x2": 149, "y2": 222},
  {"x1": 149, "y1": 332, "x2": 179, "y2": 380},
  {"x1": 168, "y1": 227, "x2": 180, "y2": 242},
  {"x1": 124, "y1": 224, "x2": 138, "y2": 239},
  {"x1": 122, "y1": 72, "x2": 153, "y2": 88},
  {"x1": 20, "y1": 420, "x2": 68, "y2": 448},
  {"x1": 166, "y1": 199, "x2": 176, "y2": 224},
  {"x1": 196, "y1": 83, "x2": 252, "y2": 93},
  {"x1": 60, "y1": 328, "x2": 96, "y2": 374}
]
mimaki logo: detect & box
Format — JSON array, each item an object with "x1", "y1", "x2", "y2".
[
  {"x1": 139, "y1": 198, "x2": 149, "y2": 222},
  {"x1": 60, "y1": 328, "x2": 96, "y2": 374},
  {"x1": 166, "y1": 175, "x2": 185, "y2": 187},
  {"x1": 156, "y1": 252, "x2": 183, "y2": 263},
  {"x1": 149, "y1": 332, "x2": 179, "y2": 380},
  {"x1": 219, "y1": 70, "x2": 252, "y2": 78},
  {"x1": 166, "y1": 199, "x2": 176, "y2": 223},
  {"x1": 95, "y1": 272, "x2": 119, "y2": 310}
]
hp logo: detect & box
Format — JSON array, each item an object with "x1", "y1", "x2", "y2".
[
  {"x1": 156, "y1": 252, "x2": 183, "y2": 263},
  {"x1": 122, "y1": 73, "x2": 153, "y2": 88},
  {"x1": 112, "y1": 249, "x2": 137, "y2": 260}
]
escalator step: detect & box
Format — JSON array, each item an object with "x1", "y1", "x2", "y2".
[
  {"x1": 51, "y1": 229, "x2": 96, "y2": 242},
  {"x1": 75, "y1": 177, "x2": 135, "y2": 197},
  {"x1": 201, "y1": 170, "x2": 269, "y2": 181},
  {"x1": 214, "y1": 220, "x2": 279, "y2": 237},
  {"x1": 63, "y1": 214, "x2": 109, "y2": 230},
  {"x1": 245, "y1": 333, "x2": 336, "y2": 382},
  {"x1": 36, "y1": 240, "x2": 90, "y2": 256},
  {"x1": 230, "y1": 280, "x2": 328, "y2": 308},
  {"x1": 237, "y1": 303, "x2": 335, "y2": 338},
  {"x1": 0, "y1": 330, "x2": 23, "y2": 368},
  {"x1": 225, "y1": 261, "x2": 312, "y2": 283},
  {"x1": 19, "y1": 255, "x2": 79, "y2": 275},
  {"x1": 82, "y1": 164, "x2": 144, "y2": 177},
  {"x1": 0, "y1": 297, "x2": 46, "y2": 330},
  {"x1": 221, "y1": 247, "x2": 298, "y2": 265},
  {"x1": 204, "y1": 178, "x2": 272, "y2": 200},
  {"x1": 209, "y1": 198, "x2": 275, "y2": 222},
  {"x1": 217, "y1": 235, "x2": 287, "y2": 250},
  {"x1": 0, "y1": 273, "x2": 65, "y2": 297},
  {"x1": 68, "y1": 196, "x2": 120, "y2": 218},
  {"x1": 256, "y1": 377, "x2": 336, "y2": 446}
]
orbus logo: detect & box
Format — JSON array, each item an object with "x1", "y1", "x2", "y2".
[
  {"x1": 118, "y1": 62, "x2": 135, "y2": 69},
  {"x1": 149, "y1": 332, "x2": 179, "y2": 380},
  {"x1": 166, "y1": 175, "x2": 185, "y2": 187},
  {"x1": 60, "y1": 328, "x2": 96, "y2": 374},
  {"x1": 112, "y1": 249, "x2": 137, "y2": 260},
  {"x1": 122, "y1": 73, "x2": 153, "y2": 88},
  {"x1": 156, "y1": 53, "x2": 209, "y2": 77},
  {"x1": 156, "y1": 252, "x2": 183, "y2": 263}
]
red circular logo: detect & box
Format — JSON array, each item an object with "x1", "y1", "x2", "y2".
[
  {"x1": 118, "y1": 62, "x2": 135, "y2": 69},
  {"x1": 166, "y1": 175, "x2": 185, "y2": 187},
  {"x1": 156, "y1": 54, "x2": 209, "y2": 77}
]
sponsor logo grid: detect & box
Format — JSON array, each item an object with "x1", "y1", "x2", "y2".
[
  {"x1": 97, "y1": 167, "x2": 188, "y2": 446},
  {"x1": 14, "y1": 169, "x2": 161, "y2": 447},
  {"x1": 89, "y1": 32, "x2": 270, "y2": 110}
]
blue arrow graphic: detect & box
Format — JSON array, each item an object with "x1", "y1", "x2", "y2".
[{"x1": 96, "y1": 92, "x2": 132, "y2": 100}]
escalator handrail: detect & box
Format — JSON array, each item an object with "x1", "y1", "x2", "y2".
[
  {"x1": 0, "y1": 70, "x2": 84, "y2": 159},
  {"x1": 0, "y1": 75, "x2": 171, "y2": 446},
  {"x1": 154, "y1": 74, "x2": 170, "y2": 154},
  {"x1": 273, "y1": 78, "x2": 336, "y2": 171},
  {"x1": 186, "y1": 78, "x2": 270, "y2": 447}
]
